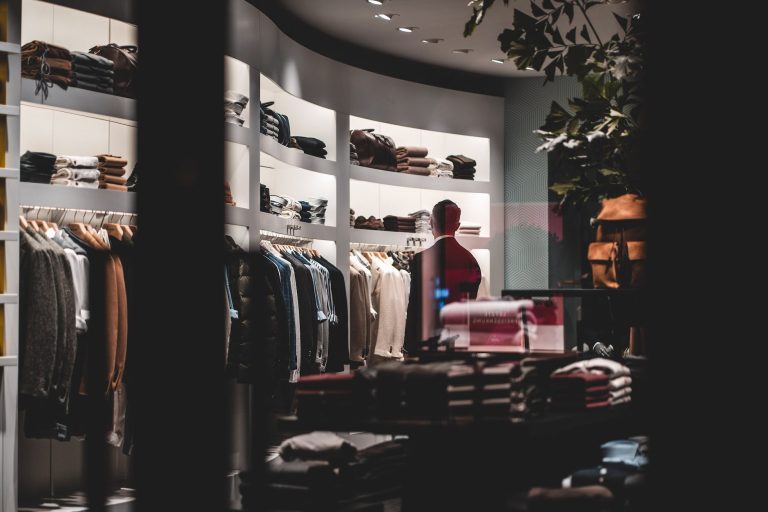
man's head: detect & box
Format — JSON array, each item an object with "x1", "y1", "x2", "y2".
[{"x1": 431, "y1": 199, "x2": 461, "y2": 237}]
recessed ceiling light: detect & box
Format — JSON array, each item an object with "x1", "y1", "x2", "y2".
[
  {"x1": 367, "y1": 0, "x2": 384, "y2": 5},
  {"x1": 491, "y1": 58, "x2": 505, "y2": 64},
  {"x1": 398, "y1": 26, "x2": 418, "y2": 33},
  {"x1": 374, "y1": 13, "x2": 397, "y2": 21},
  {"x1": 452, "y1": 49, "x2": 473, "y2": 54},
  {"x1": 421, "y1": 38, "x2": 444, "y2": 44}
]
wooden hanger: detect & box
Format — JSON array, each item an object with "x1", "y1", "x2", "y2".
[
  {"x1": 105, "y1": 223, "x2": 124, "y2": 240},
  {"x1": 19, "y1": 215, "x2": 29, "y2": 230}
]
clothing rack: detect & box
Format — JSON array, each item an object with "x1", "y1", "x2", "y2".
[
  {"x1": 350, "y1": 242, "x2": 421, "y2": 253},
  {"x1": 19, "y1": 205, "x2": 138, "y2": 228},
  {"x1": 259, "y1": 229, "x2": 314, "y2": 246}
]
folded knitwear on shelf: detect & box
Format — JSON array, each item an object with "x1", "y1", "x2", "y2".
[
  {"x1": 261, "y1": 102, "x2": 291, "y2": 145},
  {"x1": 350, "y1": 143, "x2": 360, "y2": 166},
  {"x1": 98, "y1": 174, "x2": 128, "y2": 186},
  {"x1": 446, "y1": 154, "x2": 476, "y2": 169},
  {"x1": 457, "y1": 221, "x2": 482, "y2": 236},
  {"x1": 22, "y1": 40, "x2": 72, "y2": 89},
  {"x1": 396, "y1": 146, "x2": 429, "y2": 159},
  {"x1": 51, "y1": 168, "x2": 101, "y2": 182},
  {"x1": 55, "y1": 155, "x2": 99, "y2": 169},
  {"x1": 70, "y1": 73, "x2": 113, "y2": 94},
  {"x1": 99, "y1": 183, "x2": 128, "y2": 192},
  {"x1": 21, "y1": 151, "x2": 57, "y2": 183},
  {"x1": 383, "y1": 215, "x2": 416, "y2": 233},
  {"x1": 408, "y1": 209, "x2": 431, "y2": 233},
  {"x1": 553, "y1": 358, "x2": 632, "y2": 406},
  {"x1": 50, "y1": 178, "x2": 99, "y2": 188},
  {"x1": 354, "y1": 216, "x2": 384, "y2": 230},
  {"x1": 396, "y1": 157, "x2": 432, "y2": 168},
  {"x1": 432, "y1": 169, "x2": 454, "y2": 178},
  {"x1": 224, "y1": 90, "x2": 249, "y2": 126},
  {"x1": 550, "y1": 372, "x2": 611, "y2": 410},
  {"x1": 70, "y1": 51, "x2": 114, "y2": 93},
  {"x1": 98, "y1": 154, "x2": 128, "y2": 168}
]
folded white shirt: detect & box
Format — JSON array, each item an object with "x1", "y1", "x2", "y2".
[
  {"x1": 55, "y1": 155, "x2": 99, "y2": 169},
  {"x1": 52, "y1": 168, "x2": 101, "y2": 182}
]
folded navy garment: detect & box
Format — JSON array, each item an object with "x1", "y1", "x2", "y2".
[{"x1": 71, "y1": 51, "x2": 114, "y2": 69}]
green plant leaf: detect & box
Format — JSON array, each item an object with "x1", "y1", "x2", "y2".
[
  {"x1": 531, "y1": 49, "x2": 548, "y2": 70},
  {"x1": 563, "y1": 2, "x2": 574, "y2": 23},
  {"x1": 551, "y1": 28, "x2": 564, "y2": 45},
  {"x1": 580, "y1": 25, "x2": 592, "y2": 43},
  {"x1": 565, "y1": 27, "x2": 577, "y2": 44},
  {"x1": 613, "y1": 12, "x2": 628, "y2": 31},
  {"x1": 531, "y1": 2, "x2": 547, "y2": 18},
  {"x1": 542, "y1": 0, "x2": 555, "y2": 9},
  {"x1": 513, "y1": 8, "x2": 538, "y2": 30},
  {"x1": 599, "y1": 168, "x2": 622, "y2": 176},
  {"x1": 566, "y1": 116, "x2": 581, "y2": 136},
  {"x1": 550, "y1": 182, "x2": 577, "y2": 196},
  {"x1": 544, "y1": 58, "x2": 559, "y2": 82}
]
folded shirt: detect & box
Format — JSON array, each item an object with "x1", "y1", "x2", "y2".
[
  {"x1": 70, "y1": 51, "x2": 114, "y2": 69},
  {"x1": 55, "y1": 155, "x2": 99, "y2": 169},
  {"x1": 99, "y1": 183, "x2": 128, "y2": 191},
  {"x1": 553, "y1": 358, "x2": 631, "y2": 378},
  {"x1": 52, "y1": 168, "x2": 101, "y2": 181},
  {"x1": 98, "y1": 154, "x2": 128, "y2": 168},
  {"x1": 432, "y1": 170, "x2": 454, "y2": 178},
  {"x1": 396, "y1": 157, "x2": 432, "y2": 167},
  {"x1": 99, "y1": 174, "x2": 128, "y2": 186},
  {"x1": 396, "y1": 146, "x2": 428, "y2": 158},
  {"x1": 51, "y1": 178, "x2": 99, "y2": 188}
]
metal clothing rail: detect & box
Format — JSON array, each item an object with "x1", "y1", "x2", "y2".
[
  {"x1": 350, "y1": 242, "x2": 422, "y2": 252},
  {"x1": 19, "y1": 205, "x2": 138, "y2": 227},
  {"x1": 259, "y1": 229, "x2": 314, "y2": 246}
]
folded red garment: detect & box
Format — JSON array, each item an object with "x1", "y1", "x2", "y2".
[{"x1": 550, "y1": 372, "x2": 610, "y2": 386}]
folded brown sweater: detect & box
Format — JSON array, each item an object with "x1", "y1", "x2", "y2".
[
  {"x1": 22, "y1": 40, "x2": 71, "y2": 60},
  {"x1": 98, "y1": 166, "x2": 126, "y2": 177},
  {"x1": 399, "y1": 166, "x2": 431, "y2": 176},
  {"x1": 99, "y1": 174, "x2": 128, "y2": 186},
  {"x1": 97, "y1": 154, "x2": 128, "y2": 168},
  {"x1": 396, "y1": 157, "x2": 432, "y2": 167},
  {"x1": 100, "y1": 183, "x2": 128, "y2": 192},
  {"x1": 396, "y1": 146, "x2": 428, "y2": 158}
]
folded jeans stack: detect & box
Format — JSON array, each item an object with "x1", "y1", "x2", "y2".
[
  {"x1": 70, "y1": 51, "x2": 114, "y2": 94},
  {"x1": 396, "y1": 146, "x2": 432, "y2": 176},
  {"x1": 50, "y1": 155, "x2": 100, "y2": 188},
  {"x1": 97, "y1": 154, "x2": 129, "y2": 191},
  {"x1": 350, "y1": 143, "x2": 360, "y2": 166},
  {"x1": 20, "y1": 151, "x2": 56, "y2": 183},
  {"x1": 457, "y1": 222, "x2": 482, "y2": 236},
  {"x1": 429, "y1": 158, "x2": 454, "y2": 178},
  {"x1": 290, "y1": 136, "x2": 327, "y2": 159},
  {"x1": 22, "y1": 40, "x2": 72, "y2": 91},
  {"x1": 354, "y1": 216, "x2": 384, "y2": 230},
  {"x1": 447, "y1": 154, "x2": 477, "y2": 180},
  {"x1": 224, "y1": 90, "x2": 249, "y2": 126},
  {"x1": 552, "y1": 358, "x2": 632, "y2": 406},
  {"x1": 383, "y1": 215, "x2": 416, "y2": 233},
  {"x1": 408, "y1": 209, "x2": 431, "y2": 233}
]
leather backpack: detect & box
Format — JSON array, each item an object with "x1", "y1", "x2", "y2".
[
  {"x1": 89, "y1": 44, "x2": 138, "y2": 97},
  {"x1": 588, "y1": 194, "x2": 647, "y2": 288}
]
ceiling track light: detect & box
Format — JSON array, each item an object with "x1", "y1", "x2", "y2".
[
  {"x1": 452, "y1": 49, "x2": 473, "y2": 54},
  {"x1": 367, "y1": 0, "x2": 385, "y2": 5},
  {"x1": 525, "y1": 66, "x2": 535, "y2": 71},
  {"x1": 491, "y1": 58, "x2": 506, "y2": 64},
  {"x1": 421, "y1": 38, "x2": 444, "y2": 44},
  {"x1": 398, "y1": 26, "x2": 418, "y2": 33},
  {"x1": 374, "y1": 13, "x2": 398, "y2": 21}
]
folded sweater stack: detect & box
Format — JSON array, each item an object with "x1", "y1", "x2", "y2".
[
  {"x1": 457, "y1": 222, "x2": 482, "y2": 236},
  {"x1": 225, "y1": 90, "x2": 249, "y2": 126},
  {"x1": 447, "y1": 154, "x2": 476, "y2": 180},
  {"x1": 383, "y1": 215, "x2": 416, "y2": 233},
  {"x1": 408, "y1": 209, "x2": 431, "y2": 234},
  {"x1": 552, "y1": 358, "x2": 632, "y2": 407},
  {"x1": 51, "y1": 155, "x2": 100, "y2": 188},
  {"x1": 396, "y1": 146, "x2": 432, "y2": 176},
  {"x1": 97, "y1": 154, "x2": 129, "y2": 191},
  {"x1": 429, "y1": 158, "x2": 454, "y2": 178},
  {"x1": 22, "y1": 40, "x2": 72, "y2": 90},
  {"x1": 21, "y1": 151, "x2": 56, "y2": 184},
  {"x1": 70, "y1": 51, "x2": 114, "y2": 94}
]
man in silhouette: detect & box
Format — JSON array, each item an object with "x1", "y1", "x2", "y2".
[{"x1": 405, "y1": 200, "x2": 482, "y2": 352}]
